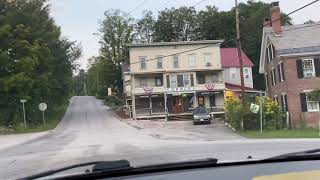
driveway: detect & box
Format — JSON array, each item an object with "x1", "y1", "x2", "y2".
[{"x1": 123, "y1": 119, "x2": 244, "y2": 140}]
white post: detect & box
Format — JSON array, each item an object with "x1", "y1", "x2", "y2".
[
  {"x1": 164, "y1": 93, "x2": 168, "y2": 121},
  {"x1": 260, "y1": 90, "x2": 263, "y2": 134},
  {"x1": 131, "y1": 74, "x2": 136, "y2": 119},
  {"x1": 42, "y1": 111, "x2": 46, "y2": 126},
  {"x1": 22, "y1": 102, "x2": 26, "y2": 128}
]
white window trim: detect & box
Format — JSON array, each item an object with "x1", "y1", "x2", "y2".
[
  {"x1": 230, "y1": 68, "x2": 237, "y2": 80},
  {"x1": 244, "y1": 68, "x2": 250, "y2": 79},
  {"x1": 156, "y1": 56, "x2": 163, "y2": 69},
  {"x1": 188, "y1": 54, "x2": 196, "y2": 67},
  {"x1": 139, "y1": 56, "x2": 147, "y2": 70},
  {"x1": 281, "y1": 93, "x2": 287, "y2": 111},
  {"x1": 302, "y1": 58, "x2": 316, "y2": 78},
  {"x1": 306, "y1": 93, "x2": 320, "y2": 112},
  {"x1": 173, "y1": 56, "x2": 179, "y2": 68},
  {"x1": 271, "y1": 67, "x2": 276, "y2": 86},
  {"x1": 204, "y1": 53, "x2": 212, "y2": 67},
  {"x1": 265, "y1": 73, "x2": 268, "y2": 90},
  {"x1": 278, "y1": 62, "x2": 284, "y2": 82}
]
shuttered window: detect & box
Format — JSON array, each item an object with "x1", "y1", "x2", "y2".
[
  {"x1": 296, "y1": 59, "x2": 304, "y2": 78},
  {"x1": 314, "y1": 58, "x2": 320, "y2": 77},
  {"x1": 300, "y1": 93, "x2": 308, "y2": 112},
  {"x1": 278, "y1": 62, "x2": 285, "y2": 82},
  {"x1": 265, "y1": 74, "x2": 269, "y2": 90},
  {"x1": 271, "y1": 68, "x2": 276, "y2": 86}
]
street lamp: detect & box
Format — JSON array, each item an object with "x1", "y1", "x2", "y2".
[{"x1": 20, "y1": 99, "x2": 27, "y2": 128}]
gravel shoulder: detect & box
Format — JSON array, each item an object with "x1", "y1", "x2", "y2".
[{"x1": 122, "y1": 118, "x2": 245, "y2": 141}]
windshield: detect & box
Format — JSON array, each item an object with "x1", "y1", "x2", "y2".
[
  {"x1": 194, "y1": 108, "x2": 208, "y2": 114},
  {"x1": 1, "y1": 0, "x2": 320, "y2": 179}
]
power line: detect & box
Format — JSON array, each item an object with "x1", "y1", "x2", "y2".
[
  {"x1": 128, "y1": 0, "x2": 149, "y2": 15},
  {"x1": 192, "y1": 0, "x2": 208, "y2": 7},
  {"x1": 129, "y1": 0, "x2": 320, "y2": 66}
]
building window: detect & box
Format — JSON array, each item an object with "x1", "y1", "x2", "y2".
[
  {"x1": 281, "y1": 94, "x2": 288, "y2": 111},
  {"x1": 140, "y1": 78, "x2": 148, "y2": 87},
  {"x1": 212, "y1": 73, "x2": 220, "y2": 82},
  {"x1": 265, "y1": 73, "x2": 269, "y2": 90},
  {"x1": 266, "y1": 43, "x2": 275, "y2": 62},
  {"x1": 155, "y1": 77, "x2": 163, "y2": 86},
  {"x1": 197, "y1": 74, "x2": 205, "y2": 84},
  {"x1": 156, "y1": 56, "x2": 163, "y2": 69},
  {"x1": 188, "y1": 55, "x2": 196, "y2": 67},
  {"x1": 303, "y1": 59, "x2": 315, "y2": 77},
  {"x1": 230, "y1": 68, "x2": 237, "y2": 79},
  {"x1": 204, "y1": 54, "x2": 212, "y2": 66},
  {"x1": 306, "y1": 93, "x2": 319, "y2": 112},
  {"x1": 244, "y1": 68, "x2": 250, "y2": 79},
  {"x1": 271, "y1": 68, "x2": 276, "y2": 86},
  {"x1": 177, "y1": 75, "x2": 184, "y2": 87},
  {"x1": 273, "y1": 95, "x2": 279, "y2": 105},
  {"x1": 170, "y1": 75, "x2": 177, "y2": 88},
  {"x1": 278, "y1": 62, "x2": 285, "y2": 82},
  {"x1": 184, "y1": 74, "x2": 190, "y2": 86},
  {"x1": 140, "y1": 56, "x2": 146, "y2": 70},
  {"x1": 173, "y1": 56, "x2": 179, "y2": 68}
]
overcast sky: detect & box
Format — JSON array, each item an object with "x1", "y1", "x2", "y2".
[{"x1": 48, "y1": 0, "x2": 320, "y2": 69}]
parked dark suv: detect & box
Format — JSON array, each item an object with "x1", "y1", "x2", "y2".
[{"x1": 193, "y1": 107, "x2": 211, "y2": 125}]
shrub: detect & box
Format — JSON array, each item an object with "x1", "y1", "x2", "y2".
[{"x1": 105, "y1": 96, "x2": 124, "y2": 108}]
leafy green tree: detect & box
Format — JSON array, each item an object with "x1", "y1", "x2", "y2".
[
  {"x1": 135, "y1": 10, "x2": 155, "y2": 43},
  {"x1": 0, "y1": 0, "x2": 81, "y2": 128}
]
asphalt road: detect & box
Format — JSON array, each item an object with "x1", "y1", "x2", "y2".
[{"x1": 1, "y1": 96, "x2": 320, "y2": 179}]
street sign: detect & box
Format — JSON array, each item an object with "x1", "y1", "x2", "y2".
[
  {"x1": 39, "y1": 103, "x2": 47, "y2": 111},
  {"x1": 250, "y1": 103, "x2": 259, "y2": 114},
  {"x1": 20, "y1": 99, "x2": 27, "y2": 103}
]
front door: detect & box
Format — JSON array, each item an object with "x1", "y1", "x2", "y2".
[{"x1": 172, "y1": 96, "x2": 183, "y2": 113}]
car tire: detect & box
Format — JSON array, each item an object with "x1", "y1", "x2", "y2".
[
  {"x1": 207, "y1": 120, "x2": 211, "y2": 124},
  {"x1": 193, "y1": 121, "x2": 197, "y2": 125}
]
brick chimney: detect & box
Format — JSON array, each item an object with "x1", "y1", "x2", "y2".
[
  {"x1": 270, "y1": 1, "x2": 282, "y2": 35},
  {"x1": 263, "y1": 17, "x2": 271, "y2": 27}
]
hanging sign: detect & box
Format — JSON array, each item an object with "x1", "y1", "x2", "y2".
[
  {"x1": 143, "y1": 86, "x2": 153, "y2": 94},
  {"x1": 205, "y1": 83, "x2": 214, "y2": 91}
]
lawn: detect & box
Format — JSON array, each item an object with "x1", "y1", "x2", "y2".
[
  {"x1": 239, "y1": 129, "x2": 320, "y2": 138},
  {"x1": 0, "y1": 101, "x2": 69, "y2": 134}
]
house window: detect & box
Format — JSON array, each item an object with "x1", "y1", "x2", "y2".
[
  {"x1": 230, "y1": 68, "x2": 237, "y2": 79},
  {"x1": 278, "y1": 62, "x2": 285, "y2": 82},
  {"x1": 188, "y1": 55, "x2": 196, "y2": 67},
  {"x1": 156, "y1": 56, "x2": 163, "y2": 69},
  {"x1": 271, "y1": 68, "x2": 276, "y2": 86},
  {"x1": 170, "y1": 75, "x2": 177, "y2": 88},
  {"x1": 177, "y1": 75, "x2": 184, "y2": 87},
  {"x1": 244, "y1": 68, "x2": 250, "y2": 79},
  {"x1": 306, "y1": 93, "x2": 319, "y2": 112},
  {"x1": 273, "y1": 95, "x2": 279, "y2": 104},
  {"x1": 303, "y1": 59, "x2": 315, "y2": 77},
  {"x1": 212, "y1": 73, "x2": 220, "y2": 82},
  {"x1": 266, "y1": 43, "x2": 275, "y2": 62},
  {"x1": 155, "y1": 77, "x2": 163, "y2": 86},
  {"x1": 140, "y1": 56, "x2": 146, "y2": 70},
  {"x1": 265, "y1": 73, "x2": 269, "y2": 90},
  {"x1": 140, "y1": 78, "x2": 148, "y2": 87},
  {"x1": 173, "y1": 56, "x2": 179, "y2": 68},
  {"x1": 204, "y1": 54, "x2": 212, "y2": 66},
  {"x1": 197, "y1": 74, "x2": 205, "y2": 84},
  {"x1": 281, "y1": 94, "x2": 288, "y2": 111},
  {"x1": 184, "y1": 74, "x2": 190, "y2": 86}
]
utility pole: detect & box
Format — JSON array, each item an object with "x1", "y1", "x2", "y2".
[{"x1": 235, "y1": 0, "x2": 246, "y2": 130}]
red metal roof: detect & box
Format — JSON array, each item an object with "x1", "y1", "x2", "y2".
[{"x1": 220, "y1": 48, "x2": 254, "y2": 67}]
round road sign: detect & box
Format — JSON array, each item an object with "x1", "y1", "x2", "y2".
[{"x1": 39, "y1": 103, "x2": 47, "y2": 111}]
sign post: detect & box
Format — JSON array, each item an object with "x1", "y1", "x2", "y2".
[
  {"x1": 39, "y1": 103, "x2": 48, "y2": 126},
  {"x1": 259, "y1": 91, "x2": 263, "y2": 134},
  {"x1": 20, "y1": 99, "x2": 27, "y2": 128}
]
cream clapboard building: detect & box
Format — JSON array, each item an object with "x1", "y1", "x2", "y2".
[{"x1": 123, "y1": 40, "x2": 226, "y2": 119}]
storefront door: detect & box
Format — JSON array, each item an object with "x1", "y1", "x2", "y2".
[{"x1": 172, "y1": 96, "x2": 183, "y2": 113}]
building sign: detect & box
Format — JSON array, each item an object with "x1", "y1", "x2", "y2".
[
  {"x1": 205, "y1": 83, "x2": 214, "y2": 91},
  {"x1": 164, "y1": 86, "x2": 196, "y2": 93},
  {"x1": 143, "y1": 86, "x2": 153, "y2": 94}
]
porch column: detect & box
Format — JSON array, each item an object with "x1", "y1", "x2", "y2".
[
  {"x1": 194, "y1": 92, "x2": 198, "y2": 107},
  {"x1": 149, "y1": 94, "x2": 152, "y2": 116},
  {"x1": 164, "y1": 93, "x2": 168, "y2": 121},
  {"x1": 132, "y1": 74, "x2": 136, "y2": 119}
]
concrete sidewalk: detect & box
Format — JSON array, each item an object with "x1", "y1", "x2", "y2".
[
  {"x1": 0, "y1": 131, "x2": 49, "y2": 150},
  {"x1": 123, "y1": 119, "x2": 245, "y2": 141}
]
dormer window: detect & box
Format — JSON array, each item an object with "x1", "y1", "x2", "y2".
[{"x1": 266, "y1": 43, "x2": 276, "y2": 63}]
